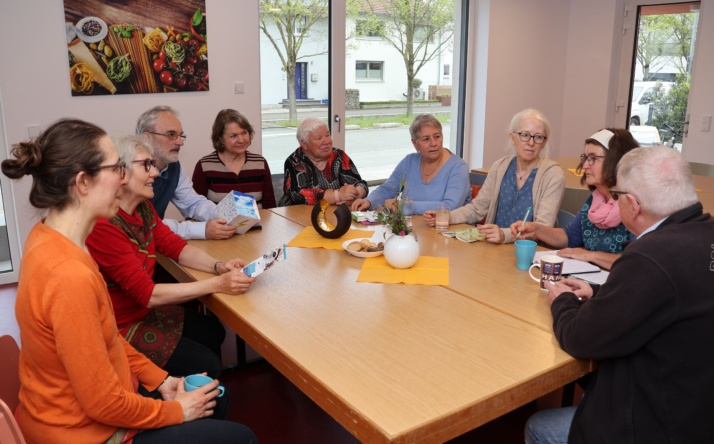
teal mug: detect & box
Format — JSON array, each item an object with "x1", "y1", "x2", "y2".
[{"x1": 184, "y1": 374, "x2": 225, "y2": 397}]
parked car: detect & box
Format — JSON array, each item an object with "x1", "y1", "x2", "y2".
[
  {"x1": 629, "y1": 81, "x2": 673, "y2": 126},
  {"x1": 629, "y1": 125, "x2": 661, "y2": 146}
]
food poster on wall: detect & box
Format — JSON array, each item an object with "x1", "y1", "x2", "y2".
[{"x1": 64, "y1": 0, "x2": 208, "y2": 96}]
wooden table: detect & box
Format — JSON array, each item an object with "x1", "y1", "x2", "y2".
[
  {"x1": 271, "y1": 206, "x2": 558, "y2": 333},
  {"x1": 162, "y1": 208, "x2": 591, "y2": 443}
]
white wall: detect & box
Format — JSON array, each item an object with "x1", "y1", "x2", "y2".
[
  {"x1": 559, "y1": 0, "x2": 623, "y2": 154},
  {"x1": 466, "y1": 0, "x2": 572, "y2": 167},
  {"x1": 683, "y1": 0, "x2": 714, "y2": 163}
]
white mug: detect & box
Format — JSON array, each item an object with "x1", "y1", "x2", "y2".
[{"x1": 529, "y1": 255, "x2": 564, "y2": 289}]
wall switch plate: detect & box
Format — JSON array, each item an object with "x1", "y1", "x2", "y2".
[
  {"x1": 233, "y1": 82, "x2": 244, "y2": 94},
  {"x1": 702, "y1": 115, "x2": 712, "y2": 132},
  {"x1": 27, "y1": 125, "x2": 40, "y2": 138}
]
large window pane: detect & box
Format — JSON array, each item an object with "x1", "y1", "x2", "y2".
[
  {"x1": 344, "y1": 0, "x2": 458, "y2": 184},
  {"x1": 628, "y1": 2, "x2": 699, "y2": 151},
  {"x1": 259, "y1": 1, "x2": 330, "y2": 178},
  {"x1": 258, "y1": 0, "x2": 463, "y2": 191}
]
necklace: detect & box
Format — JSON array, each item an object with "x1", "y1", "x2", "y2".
[
  {"x1": 421, "y1": 150, "x2": 444, "y2": 177},
  {"x1": 517, "y1": 159, "x2": 541, "y2": 181}
]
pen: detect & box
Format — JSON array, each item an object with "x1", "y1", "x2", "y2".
[{"x1": 518, "y1": 206, "x2": 531, "y2": 239}]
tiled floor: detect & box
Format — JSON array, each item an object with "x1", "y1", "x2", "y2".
[{"x1": 222, "y1": 360, "x2": 577, "y2": 443}]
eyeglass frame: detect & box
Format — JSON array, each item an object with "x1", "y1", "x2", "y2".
[
  {"x1": 579, "y1": 153, "x2": 607, "y2": 165},
  {"x1": 514, "y1": 131, "x2": 547, "y2": 144},
  {"x1": 132, "y1": 158, "x2": 157, "y2": 172},
  {"x1": 147, "y1": 131, "x2": 187, "y2": 141},
  {"x1": 609, "y1": 187, "x2": 641, "y2": 205},
  {"x1": 87, "y1": 162, "x2": 127, "y2": 179}
]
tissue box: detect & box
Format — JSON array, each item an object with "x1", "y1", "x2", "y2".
[{"x1": 215, "y1": 191, "x2": 260, "y2": 234}]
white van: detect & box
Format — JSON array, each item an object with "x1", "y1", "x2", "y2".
[{"x1": 629, "y1": 81, "x2": 673, "y2": 126}]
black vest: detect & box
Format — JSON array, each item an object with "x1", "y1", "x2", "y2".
[{"x1": 150, "y1": 163, "x2": 180, "y2": 219}]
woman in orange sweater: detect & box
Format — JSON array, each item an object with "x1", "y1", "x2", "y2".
[{"x1": 2, "y1": 119, "x2": 256, "y2": 443}]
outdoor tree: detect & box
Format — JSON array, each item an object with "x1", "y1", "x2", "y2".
[
  {"x1": 657, "y1": 13, "x2": 696, "y2": 76},
  {"x1": 637, "y1": 12, "x2": 696, "y2": 80},
  {"x1": 636, "y1": 16, "x2": 669, "y2": 81},
  {"x1": 259, "y1": 0, "x2": 329, "y2": 122},
  {"x1": 361, "y1": 0, "x2": 455, "y2": 116}
]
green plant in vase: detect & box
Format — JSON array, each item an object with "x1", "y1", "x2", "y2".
[{"x1": 376, "y1": 179, "x2": 414, "y2": 238}]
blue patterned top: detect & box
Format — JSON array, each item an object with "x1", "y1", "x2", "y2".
[
  {"x1": 564, "y1": 195, "x2": 633, "y2": 253},
  {"x1": 494, "y1": 157, "x2": 535, "y2": 227}
]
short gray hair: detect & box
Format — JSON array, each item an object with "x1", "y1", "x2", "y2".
[
  {"x1": 112, "y1": 135, "x2": 153, "y2": 177},
  {"x1": 617, "y1": 146, "x2": 698, "y2": 218},
  {"x1": 409, "y1": 114, "x2": 442, "y2": 140},
  {"x1": 296, "y1": 117, "x2": 328, "y2": 145},
  {"x1": 135, "y1": 105, "x2": 179, "y2": 134}
]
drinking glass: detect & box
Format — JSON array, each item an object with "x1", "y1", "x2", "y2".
[
  {"x1": 403, "y1": 198, "x2": 414, "y2": 227},
  {"x1": 435, "y1": 204, "x2": 450, "y2": 231}
]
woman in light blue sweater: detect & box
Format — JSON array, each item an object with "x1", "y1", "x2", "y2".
[{"x1": 351, "y1": 114, "x2": 471, "y2": 214}]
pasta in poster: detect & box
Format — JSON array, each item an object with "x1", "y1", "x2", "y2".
[{"x1": 64, "y1": 0, "x2": 208, "y2": 95}]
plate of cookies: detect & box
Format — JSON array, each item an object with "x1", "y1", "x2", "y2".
[{"x1": 342, "y1": 238, "x2": 385, "y2": 258}]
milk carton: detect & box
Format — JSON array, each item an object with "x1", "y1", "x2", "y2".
[{"x1": 215, "y1": 191, "x2": 260, "y2": 234}]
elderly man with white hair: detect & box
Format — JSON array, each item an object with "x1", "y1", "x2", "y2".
[
  {"x1": 279, "y1": 117, "x2": 368, "y2": 206},
  {"x1": 525, "y1": 146, "x2": 714, "y2": 444}
]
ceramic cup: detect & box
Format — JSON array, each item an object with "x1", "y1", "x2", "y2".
[
  {"x1": 514, "y1": 240, "x2": 537, "y2": 271},
  {"x1": 528, "y1": 254, "x2": 564, "y2": 289},
  {"x1": 184, "y1": 374, "x2": 225, "y2": 397}
]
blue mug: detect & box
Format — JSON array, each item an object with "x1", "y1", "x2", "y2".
[{"x1": 184, "y1": 374, "x2": 225, "y2": 397}]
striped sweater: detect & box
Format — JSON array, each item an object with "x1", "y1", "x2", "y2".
[{"x1": 192, "y1": 150, "x2": 276, "y2": 209}]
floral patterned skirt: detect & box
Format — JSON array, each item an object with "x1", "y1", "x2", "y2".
[{"x1": 123, "y1": 305, "x2": 185, "y2": 367}]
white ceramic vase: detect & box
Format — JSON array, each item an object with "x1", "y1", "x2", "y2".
[{"x1": 383, "y1": 234, "x2": 420, "y2": 269}]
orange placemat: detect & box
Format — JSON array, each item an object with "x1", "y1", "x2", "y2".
[
  {"x1": 287, "y1": 226, "x2": 374, "y2": 250},
  {"x1": 357, "y1": 256, "x2": 449, "y2": 285}
]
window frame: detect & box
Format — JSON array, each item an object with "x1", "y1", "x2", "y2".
[{"x1": 355, "y1": 60, "x2": 384, "y2": 82}]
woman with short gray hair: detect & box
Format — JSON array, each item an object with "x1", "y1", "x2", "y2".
[{"x1": 279, "y1": 117, "x2": 368, "y2": 206}]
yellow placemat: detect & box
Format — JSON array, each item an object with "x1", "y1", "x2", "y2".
[
  {"x1": 357, "y1": 256, "x2": 449, "y2": 285},
  {"x1": 287, "y1": 226, "x2": 374, "y2": 250},
  {"x1": 567, "y1": 168, "x2": 583, "y2": 177}
]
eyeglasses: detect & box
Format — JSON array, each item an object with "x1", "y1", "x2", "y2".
[
  {"x1": 580, "y1": 153, "x2": 607, "y2": 165},
  {"x1": 515, "y1": 132, "x2": 547, "y2": 144},
  {"x1": 132, "y1": 158, "x2": 157, "y2": 172},
  {"x1": 148, "y1": 131, "x2": 187, "y2": 141},
  {"x1": 609, "y1": 188, "x2": 641, "y2": 205},
  {"x1": 88, "y1": 162, "x2": 127, "y2": 179}
]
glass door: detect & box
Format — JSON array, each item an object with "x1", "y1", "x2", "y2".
[
  {"x1": 623, "y1": 1, "x2": 700, "y2": 151},
  {"x1": 259, "y1": 1, "x2": 331, "y2": 177}
]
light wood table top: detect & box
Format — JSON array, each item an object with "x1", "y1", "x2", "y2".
[
  {"x1": 162, "y1": 208, "x2": 591, "y2": 443},
  {"x1": 270, "y1": 205, "x2": 559, "y2": 333}
]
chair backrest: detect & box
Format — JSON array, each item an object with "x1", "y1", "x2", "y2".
[
  {"x1": 0, "y1": 398, "x2": 25, "y2": 444},
  {"x1": 557, "y1": 210, "x2": 576, "y2": 228},
  {"x1": 271, "y1": 173, "x2": 285, "y2": 207},
  {"x1": 469, "y1": 171, "x2": 487, "y2": 186},
  {"x1": 0, "y1": 336, "x2": 20, "y2": 413},
  {"x1": 470, "y1": 184, "x2": 482, "y2": 200}
]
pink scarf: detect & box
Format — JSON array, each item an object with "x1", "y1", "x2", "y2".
[{"x1": 588, "y1": 189, "x2": 622, "y2": 229}]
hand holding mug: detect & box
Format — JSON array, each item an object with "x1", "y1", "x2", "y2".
[
  {"x1": 529, "y1": 254, "x2": 564, "y2": 289},
  {"x1": 546, "y1": 278, "x2": 593, "y2": 304}
]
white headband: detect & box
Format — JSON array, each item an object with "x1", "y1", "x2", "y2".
[{"x1": 589, "y1": 129, "x2": 614, "y2": 150}]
